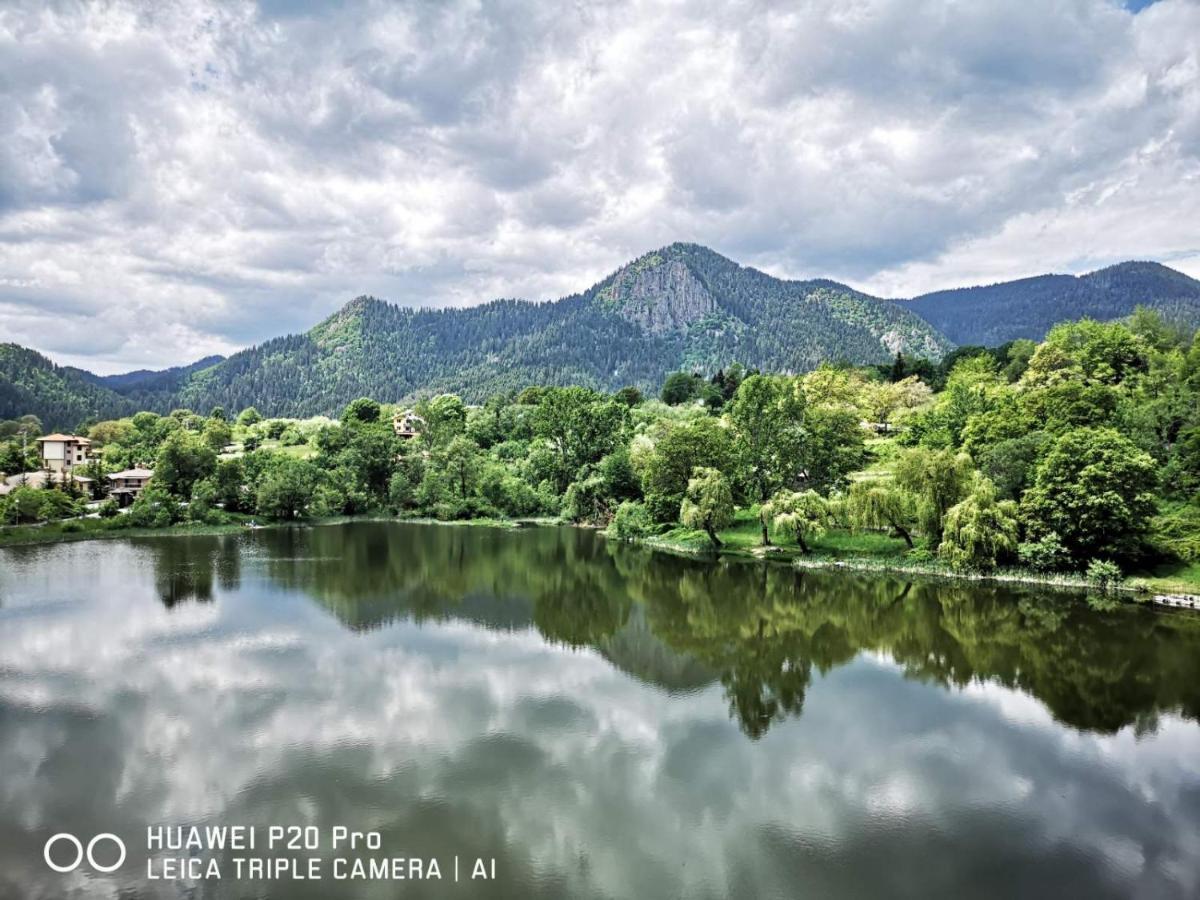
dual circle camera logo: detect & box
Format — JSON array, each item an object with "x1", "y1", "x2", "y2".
[{"x1": 43, "y1": 833, "x2": 126, "y2": 874}]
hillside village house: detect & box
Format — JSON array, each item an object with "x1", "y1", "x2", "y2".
[
  {"x1": 37, "y1": 434, "x2": 92, "y2": 472},
  {"x1": 393, "y1": 409, "x2": 424, "y2": 439},
  {"x1": 107, "y1": 468, "x2": 154, "y2": 506}
]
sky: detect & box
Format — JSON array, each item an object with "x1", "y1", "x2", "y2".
[{"x1": 0, "y1": 0, "x2": 1198, "y2": 374}]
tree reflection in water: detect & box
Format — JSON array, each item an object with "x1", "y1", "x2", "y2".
[{"x1": 151, "y1": 522, "x2": 1200, "y2": 739}]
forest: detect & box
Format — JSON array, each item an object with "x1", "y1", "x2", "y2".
[{"x1": 2, "y1": 310, "x2": 1198, "y2": 594}]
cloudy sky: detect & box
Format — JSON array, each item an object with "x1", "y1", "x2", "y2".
[{"x1": 1, "y1": 0, "x2": 1198, "y2": 373}]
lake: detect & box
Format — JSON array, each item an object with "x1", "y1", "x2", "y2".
[{"x1": 1, "y1": 521, "x2": 1199, "y2": 899}]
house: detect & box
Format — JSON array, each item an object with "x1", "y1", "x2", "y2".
[
  {"x1": 36, "y1": 434, "x2": 92, "y2": 472},
  {"x1": 107, "y1": 468, "x2": 154, "y2": 506},
  {"x1": 392, "y1": 409, "x2": 424, "y2": 439}
]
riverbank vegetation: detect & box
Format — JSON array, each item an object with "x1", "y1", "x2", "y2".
[{"x1": 2, "y1": 310, "x2": 1199, "y2": 592}]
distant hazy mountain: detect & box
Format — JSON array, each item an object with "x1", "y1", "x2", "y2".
[
  {"x1": 80, "y1": 355, "x2": 226, "y2": 393},
  {"x1": 898, "y1": 261, "x2": 1200, "y2": 346}
]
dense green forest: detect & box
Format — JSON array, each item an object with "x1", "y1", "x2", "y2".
[
  {"x1": 3, "y1": 309, "x2": 1198, "y2": 593},
  {"x1": 901, "y1": 261, "x2": 1200, "y2": 346}
]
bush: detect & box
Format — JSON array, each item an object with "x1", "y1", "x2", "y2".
[
  {"x1": 97, "y1": 499, "x2": 120, "y2": 518},
  {"x1": 1017, "y1": 532, "x2": 1070, "y2": 572},
  {"x1": 1086, "y1": 558, "x2": 1124, "y2": 590},
  {"x1": 607, "y1": 501, "x2": 655, "y2": 541},
  {"x1": 905, "y1": 547, "x2": 936, "y2": 564},
  {"x1": 59, "y1": 519, "x2": 83, "y2": 533}
]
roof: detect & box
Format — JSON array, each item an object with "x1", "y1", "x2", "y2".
[
  {"x1": 37, "y1": 434, "x2": 91, "y2": 444},
  {"x1": 107, "y1": 468, "x2": 154, "y2": 480}
]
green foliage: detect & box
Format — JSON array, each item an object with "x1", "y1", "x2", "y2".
[
  {"x1": 1020, "y1": 427, "x2": 1158, "y2": 564},
  {"x1": 607, "y1": 501, "x2": 655, "y2": 541},
  {"x1": 128, "y1": 482, "x2": 181, "y2": 528},
  {"x1": 680, "y1": 467, "x2": 734, "y2": 547},
  {"x1": 762, "y1": 489, "x2": 828, "y2": 552},
  {"x1": 728, "y1": 375, "x2": 807, "y2": 512},
  {"x1": 237, "y1": 406, "x2": 263, "y2": 426},
  {"x1": 894, "y1": 448, "x2": 974, "y2": 544},
  {"x1": 255, "y1": 456, "x2": 320, "y2": 520},
  {"x1": 1017, "y1": 532, "x2": 1071, "y2": 573},
  {"x1": 937, "y1": 478, "x2": 1019, "y2": 572},
  {"x1": 639, "y1": 416, "x2": 735, "y2": 523},
  {"x1": 1086, "y1": 559, "x2": 1124, "y2": 589},
  {"x1": 154, "y1": 430, "x2": 217, "y2": 498},
  {"x1": 846, "y1": 480, "x2": 917, "y2": 549},
  {"x1": 342, "y1": 397, "x2": 381, "y2": 425}
]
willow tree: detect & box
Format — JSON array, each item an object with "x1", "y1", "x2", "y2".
[
  {"x1": 680, "y1": 467, "x2": 734, "y2": 548},
  {"x1": 893, "y1": 448, "x2": 974, "y2": 545},
  {"x1": 937, "y1": 478, "x2": 1019, "y2": 572},
  {"x1": 762, "y1": 489, "x2": 828, "y2": 553},
  {"x1": 846, "y1": 480, "x2": 916, "y2": 549}
]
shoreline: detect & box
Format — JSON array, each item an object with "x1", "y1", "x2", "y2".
[{"x1": 4, "y1": 513, "x2": 1197, "y2": 605}]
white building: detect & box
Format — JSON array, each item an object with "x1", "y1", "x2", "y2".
[{"x1": 36, "y1": 434, "x2": 92, "y2": 472}]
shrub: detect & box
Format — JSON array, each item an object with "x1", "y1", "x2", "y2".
[
  {"x1": 607, "y1": 501, "x2": 654, "y2": 541},
  {"x1": 1086, "y1": 558, "x2": 1124, "y2": 590},
  {"x1": 1017, "y1": 532, "x2": 1070, "y2": 572}
]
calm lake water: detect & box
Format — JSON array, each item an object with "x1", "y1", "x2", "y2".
[{"x1": 2, "y1": 522, "x2": 1199, "y2": 899}]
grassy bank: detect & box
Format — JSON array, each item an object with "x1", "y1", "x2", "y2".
[
  {"x1": 0, "y1": 516, "x2": 258, "y2": 548},
  {"x1": 6, "y1": 507, "x2": 1197, "y2": 600},
  {"x1": 632, "y1": 508, "x2": 1200, "y2": 597}
]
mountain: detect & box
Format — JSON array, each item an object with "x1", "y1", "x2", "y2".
[
  {"x1": 81, "y1": 355, "x2": 225, "y2": 393},
  {"x1": 0, "y1": 343, "x2": 134, "y2": 428},
  {"x1": 898, "y1": 261, "x2": 1200, "y2": 346},
  {"x1": 9, "y1": 246, "x2": 1196, "y2": 429},
  {"x1": 171, "y1": 243, "x2": 951, "y2": 416}
]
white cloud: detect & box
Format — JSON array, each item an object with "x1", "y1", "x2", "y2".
[{"x1": 0, "y1": 0, "x2": 1197, "y2": 372}]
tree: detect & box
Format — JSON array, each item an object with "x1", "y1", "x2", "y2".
[
  {"x1": 237, "y1": 407, "x2": 263, "y2": 427},
  {"x1": 937, "y1": 478, "x2": 1019, "y2": 571},
  {"x1": 434, "y1": 435, "x2": 482, "y2": 502},
  {"x1": 1020, "y1": 427, "x2": 1158, "y2": 563},
  {"x1": 893, "y1": 448, "x2": 974, "y2": 544},
  {"x1": 202, "y1": 418, "x2": 233, "y2": 451},
  {"x1": 155, "y1": 431, "x2": 217, "y2": 498},
  {"x1": 728, "y1": 374, "x2": 807, "y2": 544},
  {"x1": 417, "y1": 394, "x2": 467, "y2": 446},
  {"x1": 533, "y1": 387, "x2": 627, "y2": 493},
  {"x1": 846, "y1": 480, "x2": 917, "y2": 549},
  {"x1": 1, "y1": 486, "x2": 46, "y2": 524},
  {"x1": 762, "y1": 489, "x2": 828, "y2": 553},
  {"x1": 639, "y1": 417, "x2": 735, "y2": 523},
  {"x1": 255, "y1": 457, "x2": 320, "y2": 520},
  {"x1": 804, "y1": 407, "x2": 867, "y2": 491},
  {"x1": 614, "y1": 386, "x2": 644, "y2": 407},
  {"x1": 680, "y1": 467, "x2": 733, "y2": 547},
  {"x1": 661, "y1": 371, "x2": 703, "y2": 405},
  {"x1": 342, "y1": 397, "x2": 381, "y2": 425}
]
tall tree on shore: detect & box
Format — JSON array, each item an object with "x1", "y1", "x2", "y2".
[{"x1": 728, "y1": 375, "x2": 807, "y2": 545}]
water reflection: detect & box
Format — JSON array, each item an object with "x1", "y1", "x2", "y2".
[
  {"x1": 1, "y1": 523, "x2": 1199, "y2": 899},
  {"x1": 229, "y1": 523, "x2": 1200, "y2": 739}
]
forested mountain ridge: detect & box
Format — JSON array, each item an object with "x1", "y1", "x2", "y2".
[
  {"x1": 900, "y1": 261, "x2": 1200, "y2": 346},
  {"x1": 6, "y1": 245, "x2": 1198, "y2": 428},
  {"x1": 0, "y1": 343, "x2": 137, "y2": 429},
  {"x1": 171, "y1": 243, "x2": 952, "y2": 417}
]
